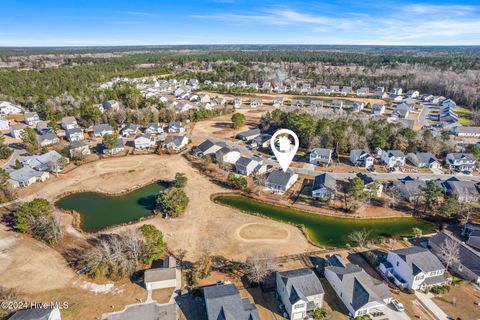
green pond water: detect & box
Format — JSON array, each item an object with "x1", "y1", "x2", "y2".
[
  {"x1": 215, "y1": 195, "x2": 436, "y2": 247},
  {"x1": 55, "y1": 182, "x2": 167, "y2": 232}
]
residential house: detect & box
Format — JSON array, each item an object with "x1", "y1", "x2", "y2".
[
  {"x1": 103, "y1": 100, "x2": 120, "y2": 111},
  {"x1": 372, "y1": 104, "x2": 385, "y2": 115},
  {"x1": 163, "y1": 135, "x2": 188, "y2": 152},
  {"x1": 203, "y1": 284, "x2": 259, "y2": 320},
  {"x1": 249, "y1": 83, "x2": 259, "y2": 90},
  {"x1": 36, "y1": 132, "x2": 59, "y2": 147},
  {"x1": 325, "y1": 255, "x2": 392, "y2": 318},
  {"x1": 441, "y1": 177, "x2": 480, "y2": 202},
  {"x1": 102, "y1": 303, "x2": 177, "y2": 320},
  {"x1": 381, "y1": 150, "x2": 406, "y2": 169},
  {"x1": 233, "y1": 97, "x2": 242, "y2": 108},
  {"x1": 454, "y1": 126, "x2": 480, "y2": 138},
  {"x1": 134, "y1": 134, "x2": 157, "y2": 150},
  {"x1": 235, "y1": 157, "x2": 260, "y2": 176},
  {"x1": 0, "y1": 101, "x2": 22, "y2": 115},
  {"x1": 21, "y1": 150, "x2": 69, "y2": 173},
  {"x1": 407, "y1": 152, "x2": 441, "y2": 169},
  {"x1": 145, "y1": 122, "x2": 164, "y2": 134},
  {"x1": 24, "y1": 112, "x2": 40, "y2": 126},
  {"x1": 391, "y1": 176, "x2": 427, "y2": 202},
  {"x1": 330, "y1": 85, "x2": 340, "y2": 94},
  {"x1": 466, "y1": 230, "x2": 480, "y2": 251},
  {"x1": 92, "y1": 124, "x2": 114, "y2": 137},
  {"x1": 8, "y1": 306, "x2": 61, "y2": 320},
  {"x1": 390, "y1": 87, "x2": 403, "y2": 95},
  {"x1": 265, "y1": 171, "x2": 298, "y2": 193},
  {"x1": 355, "y1": 173, "x2": 383, "y2": 197},
  {"x1": 309, "y1": 148, "x2": 332, "y2": 166},
  {"x1": 356, "y1": 87, "x2": 369, "y2": 97},
  {"x1": 193, "y1": 139, "x2": 223, "y2": 157},
  {"x1": 379, "y1": 246, "x2": 448, "y2": 291},
  {"x1": 69, "y1": 141, "x2": 91, "y2": 158},
  {"x1": 273, "y1": 97, "x2": 283, "y2": 108},
  {"x1": 168, "y1": 121, "x2": 185, "y2": 133},
  {"x1": 65, "y1": 127, "x2": 84, "y2": 142},
  {"x1": 341, "y1": 86, "x2": 352, "y2": 96},
  {"x1": 103, "y1": 138, "x2": 125, "y2": 155},
  {"x1": 429, "y1": 232, "x2": 480, "y2": 285},
  {"x1": 249, "y1": 134, "x2": 272, "y2": 149},
  {"x1": 312, "y1": 173, "x2": 336, "y2": 200},
  {"x1": 0, "y1": 118, "x2": 9, "y2": 131},
  {"x1": 215, "y1": 147, "x2": 241, "y2": 165},
  {"x1": 35, "y1": 120, "x2": 50, "y2": 134},
  {"x1": 446, "y1": 153, "x2": 476, "y2": 172},
  {"x1": 121, "y1": 124, "x2": 140, "y2": 137},
  {"x1": 10, "y1": 123, "x2": 26, "y2": 139},
  {"x1": 250, "y1": 99, "x2": 262, "y2": 108},
  {"x1": 351, "y1": 102, "x2": 364, "y2": 112},
  {"x1": 236, "y1": 128, "x2": 261, "y2": 141},
  {"x1": 406, "y1": 90, "x2": 420, "y2": 98},
  {"x1": 144, "y1": 256, "x2": 179, "y2": 290},
  {"x1": 61, "y1": 116, "x2": 78, "y2": 130},
  {"x1": 350, "y1": 149, "x2": 374, "y2": 168},
  {"x1": 9, "y1": 167, "x2": 50, "y2": 188},
  {"x1": 374, "y1": 87, "x2": 385, "y2": 98},
  {"x1": 276, "y1": 268, "x2": 324, "y2": 320}
]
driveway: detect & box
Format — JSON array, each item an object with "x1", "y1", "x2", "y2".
[
  {"x1": 415, "y1": 291, "x2": 449, "y2": 320},
  {"x1": 375, "y1": 304, "x2": 411, "y2": 320}
]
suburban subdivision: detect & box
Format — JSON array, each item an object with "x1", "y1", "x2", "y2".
[{"x1": 1, "y1": 7, "x2": 480, "y2": 320}]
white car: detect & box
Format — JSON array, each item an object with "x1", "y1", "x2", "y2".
[{"x1": 391, "y1": 299, "x2": 405, "y2": 312}]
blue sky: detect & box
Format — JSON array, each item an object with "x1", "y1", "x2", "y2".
[{"x1": 1, "y1": 0, "x2": 480, "y2": 46}]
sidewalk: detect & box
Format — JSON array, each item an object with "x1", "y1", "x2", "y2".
[{"x1": 415, "y1": 291, "x2": 449, "y2": 320}]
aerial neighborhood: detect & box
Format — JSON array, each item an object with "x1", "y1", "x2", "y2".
[{"x1": 1, "y1": 47, "x2": 480, "y2": 320}]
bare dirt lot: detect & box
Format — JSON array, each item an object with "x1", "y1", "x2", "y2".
[{"x1": 18, "y1": 154, "x2": 316, "y2": 261}]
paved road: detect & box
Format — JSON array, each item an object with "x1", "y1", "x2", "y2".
[{"x1": 3, "y1": 147, "x2": 26, "y2": 172}]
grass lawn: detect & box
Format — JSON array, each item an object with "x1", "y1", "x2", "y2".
[{"x1": 456, "y1": 106, "x2": 473, "y2": 125}]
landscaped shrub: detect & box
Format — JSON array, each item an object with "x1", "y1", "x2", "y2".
[{"x1": 429, "y1": 285, "x2": 450, "y2": 294}]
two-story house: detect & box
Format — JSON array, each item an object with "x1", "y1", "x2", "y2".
[
  {"x1": 350, "y1": 149, "x2": 374, "y2": 168},
  {"x1": 311, "y1": 173, "x2": 336, "y2": 200},
  {"x1": 325, "y1": 255, "x2": 391, "y2": 318},
  {"x1": 276, "y1": 268, "x2": 324, "y2": 320},
  {"x1": 379, "y1": 246, "x2": 448, "y2": 291},
  {"x1": 309, "y1": 148, "x2": 332, "y2": 166},
  {"x1": 446, "y1": 153, "x2": 476, "y2": 172},
  {"x1": 381, "y1": 150, "x2": 406, "y2": 169},
  {"x1": 235, "y1": 157, "x2": 261, "y2": 176},
  {"x1": 265, "y1": 171, "x2": 298, "y2": 193},
  {"x1": 407, "y1": 152, "x2": 441, "y2": 169}
]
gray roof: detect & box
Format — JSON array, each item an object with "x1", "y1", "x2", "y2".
[
  {"x1": 164, "y1": 135, "x2": 187, "y2": 147},
  {"x1": 36, "y1": 132, "x2": 58, "y2": 144},
  {"x1": 442, "y1": 178, "x2": 479, "y2": 199},
  {"x1": 61, "y1": 116, "x2": 76, "y2": 125},
  {"x1": 408, "y1": 152, "x2": 438, "y2": 165},
  {"x1": 393, "y1": 176, "x2": 427, "y2": 199},
  {"x1": 313, "y1": 173, "x2": 336, "y2": 191},
  {"x1": 102, "y1": 302, "x2": 177, "y2": 320},
  {"x1": 66, "y1": 127, "x2": 83, "y2": 135},
  {"x1": 311, "y1": 148, "x2": 332, "y2": 157},
  {"x1": 236, "y1": 128, "x2": 261, "y2": 139},
  {"x1": 144, "y1": 268, "x2": 176, "y2": 283},
  {"x1": 196, "y1": 139, "x2": 218, "y2": 153},
  {"x1": 325, "y1": 255, "x2": 391, "y2": 312},
  {"x1": 267, "y1": 171, "x2": 295, "y2": 187},
  {"x1": 93, "y1": 124, "x2": 113, "y2": 134},
  {"x1": 455, "y1": 126, "x2": 480, "y2": 134},
  {"x1": 429, "y1": 232, "x2": 480, "y2": 277},
  {"x1": 277, "y1": 268, "x2": 324, "y2": 305},
  {"x1": 203, "y1": 284, "x2": 259, "y2": 320},
  {"x1": 236, "y1": 156, "x2": 257, "y2": 167},
  {"x1": 355, "y1": 173, "x2": 376, "y2": 185},
  {"x1": 386, "y1": 150, "x2": 405, "y2": 158},
  {"x1": 11, "y1": 123, "x2": 26, "y2": 130},
  {"x1": 447, "y1": 153, "x2": 476, "y2": 162},
  {"x1": 69, "y1": 141, "x2": 88, "y2": 149},
  {"x1": 122, "y1": 123, "x2": 139, "y2": 132},
  {"x1": 350, "y1": 149, "x2": 372, "y2": 160},
  {"x1": 390, "y1": 246, "x2": 444, "y2": 275},
  {"x1": 8, "y1": 307, "x2": 56, "y2": 320}
]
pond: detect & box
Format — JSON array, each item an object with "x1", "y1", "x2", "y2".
[
  {"x1": 55, "y1": 182, "x2": 167, "y2": 232},
  {"x1": 215, "y1": 195, "x2": 436, "y2": 247}
]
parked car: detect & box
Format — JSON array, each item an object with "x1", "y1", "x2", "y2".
[{"x1": 391, "y1": 299, "x2": 405, "y2": 312}]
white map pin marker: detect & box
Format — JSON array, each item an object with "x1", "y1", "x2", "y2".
[{"x1": 270, "y1": 129, "x2": 299, "y2": 172}]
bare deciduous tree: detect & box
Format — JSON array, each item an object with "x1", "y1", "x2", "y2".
[
  {"x1": 245, "y1": 249, "x2": 275, "y2": 284},
  {"x1": 348, "y1": 229, "x2": 371, "y2": 248},
  {"x1": 439, "y1": 238, "x2": 460, "y2": 271}
]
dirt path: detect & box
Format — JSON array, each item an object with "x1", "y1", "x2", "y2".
[{"x1": 18, "y1": 154, "x2": 316, "y2": 260}]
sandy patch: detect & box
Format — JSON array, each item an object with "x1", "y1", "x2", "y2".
[
  {"x1": 18, "y1": 154, "x2": 316, "y2": 260},
  {"x1": 235, "y1": 223, "x2": 290, "y2": 242},
  {"x1": 97, "y1": 159, "x2": 142, "y2": 170}
]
